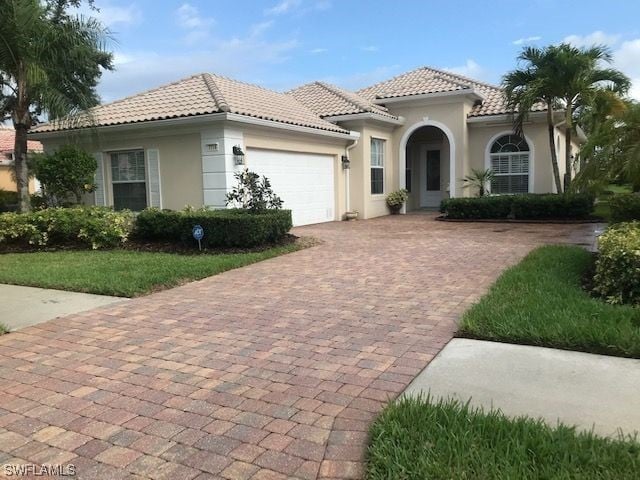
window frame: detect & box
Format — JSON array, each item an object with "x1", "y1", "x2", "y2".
[
  {"x1": 370, "y1": 137, "x2": 385, "y2": 195},
  {"x1": 109, "y1": 149, "x2": 148, "y2": 211},
  {"x1": 486, "y1": 133, "x2": 531, "y2": 195}
]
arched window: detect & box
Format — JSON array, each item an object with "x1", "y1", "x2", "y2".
[{"x1": 489, "y1": 134, "x2": 530, "y2": 194}]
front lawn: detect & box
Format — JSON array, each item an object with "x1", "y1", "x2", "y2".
[
  {"x1": 367, "y1": 396, "x2": 640, "y2": 479},
  {"x1": 0, "y1": 242, "x2": 306, "y2": 297},
  {"x1": 459, "y1": 245, "x2": 640, "y2": 358}
]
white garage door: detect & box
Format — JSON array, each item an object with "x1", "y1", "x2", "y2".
[{"x1": 247, "y1": 149, "x2": 335, "y2": 226}]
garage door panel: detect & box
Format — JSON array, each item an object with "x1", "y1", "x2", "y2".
[{"x1": 247, "y1": 149, "x2": 335, "y2": 226}]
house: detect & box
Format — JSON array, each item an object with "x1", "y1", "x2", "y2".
[
  {"x1": 0, "y1": 126, "x2": 41, "y2": 193},
  {"x1": 29, "y1": 67, "x2": 582, "y2": 226}
]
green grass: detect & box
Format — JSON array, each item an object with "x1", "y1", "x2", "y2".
[
  {"x1": 459, "y1": 245, "x2": 640, "y2": 358},
  {"x1": 367, "y1": 396, "x2": 640, "y2": 480},
  {"x1": 0, "y1": 242, "x2": 305, "y2": 297}
]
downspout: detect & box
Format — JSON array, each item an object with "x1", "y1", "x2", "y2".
[{"x1": 345, "y1": 134, "x2": 359, "y2": 214}]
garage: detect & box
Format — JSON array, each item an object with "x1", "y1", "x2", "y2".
[{"x1": 246, "y1": 148, "x2": 336, "y2": 226}]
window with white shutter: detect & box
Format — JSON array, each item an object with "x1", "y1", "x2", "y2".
[{"x1": 489, "y1": 135, "x2": 530, "y2": 194}]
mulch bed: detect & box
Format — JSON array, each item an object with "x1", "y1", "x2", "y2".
[{"x1": 435, "y1": 216, "x2": 605, "y2": 224}]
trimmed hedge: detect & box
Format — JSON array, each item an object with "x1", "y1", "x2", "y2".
[
  {"x1": 134, "y1": 208, "x2": 292, "y2": 248},
  {"x1": 0, "y1": 207, "x2": 134, "y2": 250},
  {"x1": 440, "y1": 193, "x2": 594, "y2": 220},
  {"x1": 609, "y1": 194, "x2": 640, "y2": 223},
  {"x1": 594, "y1": 222, "x2": 640, "y2": 305}
]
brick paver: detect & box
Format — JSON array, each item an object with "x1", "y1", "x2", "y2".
[{"x1": 0, "y1": 214, "x2": 597, "y2": 479}]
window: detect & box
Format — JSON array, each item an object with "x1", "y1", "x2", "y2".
[
  {"x1": 371, "y1": 138, "x2": 385, "y2": 194},
  {"x1": 110, "y1": 150, "x2": 147, "y2": 211},
  {"x1": 426, "y1": 150, "x2": 441, "y2": 191},
  {"x1": 489, "y1": 134, "x2": 530, "y2": 194},
  {"x1": 405, "y1": 162, "x2": 412, "y2": 193}
]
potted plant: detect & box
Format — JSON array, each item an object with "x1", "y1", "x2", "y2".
[
  {"x1": 345, "y1": 210, "x2": 358, "y2": 220},
  {"x1": 386, "y1": 189, "x2": 409, "y2": 214}
]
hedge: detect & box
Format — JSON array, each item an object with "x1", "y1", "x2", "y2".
[
  {"x1": 609, "y1": 194, "x2": 640, "y2": 223},
  {"x1": 0, "y1": 207, "x2": 134, "y2": 250},
  {"x1": 440, "y1": 193, "x2": 594, "y2": 220},
  {"x1": 593, "y1": 222, "x2": 640, "y2": 305},
  {"x1": 134, "y1": 208, "x2": 292, "y2": 248}
]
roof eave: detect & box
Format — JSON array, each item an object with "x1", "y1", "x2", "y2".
[
  {"x1": 372, "y1": 88, "x2": 485, "y2": 105},
  {"x1": 467, "y1": 110, "x2": 550, "y2": 125},
  {"x1": 323, "y1": 112, "x2": 405, "y2": 126}
]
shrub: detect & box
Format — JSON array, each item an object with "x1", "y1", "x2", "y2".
[
  {"x1": 226, "y1": 169, "x2": 283, "y2": 212},
  {"x1": 33, "y1": 145, "x2": 97, "y2": 205},
  {"x1": 593, "y1": 222, "x2": 640, "y2": 305},
  {"x1": 0, "y1": 207, "x2": 133, "y2": 250},
  {"x1": 134, "y1": 208, "x2": 292, "y2": 248},
  {"x1": 609, "y1": 194, "x2": 640, "y2": 223},
  {"x1": 0, "y1": 190, "x2": 19, "y2": 212},
  {"x1": 440, "y1": 193, "x2": 594, "y2": 220}
]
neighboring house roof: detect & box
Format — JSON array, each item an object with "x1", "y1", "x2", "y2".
[
  {"x1": 31, "y1": 73, "x2": 349, "y2": 134},
  {"x1": 288, "y1": 81, "x2": 398, "y2": 120},
  {"x1": 0, "y1": 126, "x2": 43, "y2": 154},
  {"x1": 357, "y1": 66, "x2": 547, "y2": 118}
]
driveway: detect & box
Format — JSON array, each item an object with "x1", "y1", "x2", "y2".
[{"x1": 0, "y1": 215, "x2": 597, "y2": 480}]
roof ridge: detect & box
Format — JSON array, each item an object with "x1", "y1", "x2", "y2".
[
  {"x1": 421, "y1": 66, "x2": 501, "y2": 90},
  {"x1": 202, "y1": 74, "x2": 230, "y2": 112},
  {"x1": 315, "y1": 81, "x2": 375, "y2": 113},
  {"x1": 94, "y1": 73, "x2": 207, "y2": 110}
]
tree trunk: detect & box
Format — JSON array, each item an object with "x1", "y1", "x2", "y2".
[
  {"x1": 13, "y1": 122, "x2": 31, "y2": 213},
  {"x1": 547, "y1": 106, "x2": 563, "y2": 193},
  {"x1": 564, "y1": 103, "x2": 573, "y2": 192}
]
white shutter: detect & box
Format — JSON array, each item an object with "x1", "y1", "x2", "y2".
[
  {"x1": 146, "y1": 149, "x2": 162, "y2": 208},
  {"x1": 93, "y1": 152, "x2": 106, "y2": 206}
]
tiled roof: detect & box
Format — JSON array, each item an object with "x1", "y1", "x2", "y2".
[
  {"x1": 31, "y1": 74, "x2": 349, "y2": 134},
  {"x1": 288, "y1": 81, "x2": 398, "y2": 120},
  {"x1": 0, "y1": 126, "x2": 43, "y2": 152},
  {"x1": 357, "y1": 66, "x2": 547, "y2": 117}
]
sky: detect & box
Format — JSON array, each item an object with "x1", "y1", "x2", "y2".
[{"x1": 81, "y1": 0, "x2": 640, "y2": 103}]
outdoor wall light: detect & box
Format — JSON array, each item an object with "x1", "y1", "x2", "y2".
[
  {"x1": 233, "y1": 145, "x2": 245, "y2": 165},
  {"x1": 341, "y1": 155, "x2": 351, "y2": 169}
]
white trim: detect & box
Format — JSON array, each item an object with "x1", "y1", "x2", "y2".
[
  {"x1": 467, "y1": 110, "x2": 563, "y2": 125},
  {"x1": 146, "y1": 148, "x2": 162, "y2": 209},
  {"x1": 324, "y1": 112, "x2": 405, "y2": 125},
  {"x1": 399, "y1": 119, "x2": 457, "y2": 212},
  {"x1": 484, "y1": 131, "x2": 535, "y2": 194},
  {"x1": 29, "y1": 112, "x2": 360, "y2": 141},
  {"x1": 374, "y1": 89, "x2": 484, "y2": 105}
]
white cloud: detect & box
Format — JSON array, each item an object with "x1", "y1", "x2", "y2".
[
  {"x1": 614, "y1": 38, "x2": 640, "y2": 100},
  {"x1": 444, "y1": 59, "x2": 489, "y2": 81},
  {"x1": 74, "y1": 1, "x2": 142, "y2": 27},
  {"x1": 563, "y1": 30, "x2": 620, "y2": 48},
  {"x1": 512, "y1": 36, "x2": 541, "y2": 45},
  {"x1": 265, "y1": 0, "x2": 302, "y2": 15},
  {"x1": 176, "y1": 3, "x2": 215, "y2": 45},
  {"x1": 310, "y1": 48, "x2": 328, "y2": 54}
]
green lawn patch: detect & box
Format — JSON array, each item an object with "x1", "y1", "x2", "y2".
[
  {"x1": 367, "y1": 396, "x2": 640, "y2": 480},
  {"x1": 0, "y1": 241, "x2": 307, "y2": 297},
  {"x1": 459, "y1": 245, "x2": 640, "y2": 358}
]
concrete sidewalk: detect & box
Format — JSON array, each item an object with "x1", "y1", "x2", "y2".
[
  {"x1": 404, "y1": 338, "x2": 640, "y2": 437},
  {"x1": 0, "y1": 284, "x2": 126, "y2": 331}
]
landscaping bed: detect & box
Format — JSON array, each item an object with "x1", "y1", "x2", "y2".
[
  {"x1": 459, "y1": 245, "x2": 640, "y2": 358},
  {"x1": 367, "y1": 396, "x2": 640, "y2": 480}
]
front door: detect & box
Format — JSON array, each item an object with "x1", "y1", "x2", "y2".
[{"x1": 421, "y1": 149, "x2": 442, "y2": 207}]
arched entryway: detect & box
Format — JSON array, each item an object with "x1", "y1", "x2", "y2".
[{"x1": 399, "y1": 121, "x2": 455, "y2": 212}]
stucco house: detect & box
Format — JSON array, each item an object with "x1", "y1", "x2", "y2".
[{"x1": 30, "y1": 66, "x2": 582, "y2": 226}]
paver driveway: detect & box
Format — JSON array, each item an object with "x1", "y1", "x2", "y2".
[{"x1": 0, "y1": 215, "x2": 597, "y2": 479}]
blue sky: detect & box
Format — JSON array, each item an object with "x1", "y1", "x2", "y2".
[{"x1": 85, "y1": 0, "x2": 640, "y2": 102}]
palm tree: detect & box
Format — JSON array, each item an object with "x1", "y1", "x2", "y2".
[
  {"x1": 462, "y1": 168, "x2": 495, "y2": 197},
  {"x1": 0, "y1": 0, "x2": 113, "y2": 212},
  {"x1": 553, "y1": 44, "x2": 630, "y2": 190},
  {"x1": 503, "y1": 46, "x2": 564, "y2": 193}
]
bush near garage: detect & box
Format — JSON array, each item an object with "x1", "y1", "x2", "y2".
[
  {"x1": 593, "y1": 222, "x2": 640, "y2": 305},
  {"x1": 440, "y1": 193, "x2": 594, "y2": 220},
  {"x1": 0, "y1": 206, "x2": 134, "y2": 250},
  {"x1": 134, "y1": 207, "x2": 293, "y2": 249},
  {"x1": 609, "y1": 194, "x2": 640, "y2": 223}
]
